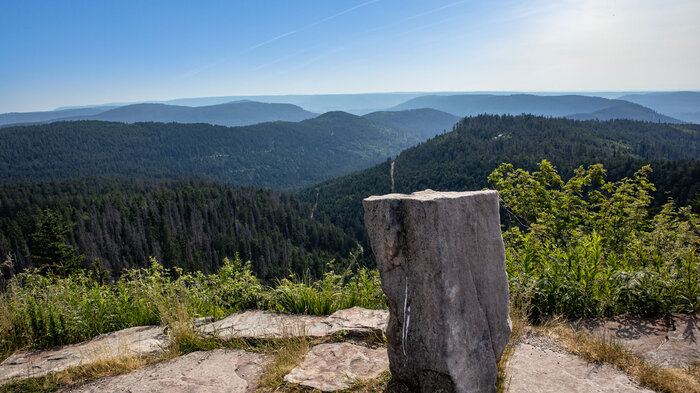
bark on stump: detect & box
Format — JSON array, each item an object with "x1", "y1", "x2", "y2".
[{"x1": 363, "y1": 190, "x2": 511, "y2": 393}]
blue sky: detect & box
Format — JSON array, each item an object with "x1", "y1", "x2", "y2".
[{"x1": 1, "y1": 0, "x2": 699, "y2": 112}]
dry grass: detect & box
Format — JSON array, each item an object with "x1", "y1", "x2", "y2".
[
  {"x1": 0, "y1": 300, "x2": 202, "y2": 393},
  {"x1": 253, "y1": 327, "x2": 390, "y2": 392},
  {"x1": 255, "y1": 369, "x2": 411, "y2": 393},
  {"x1": 341, "y1": 371, "x2": 402, "y2": 393},
  {"x1": 688, "y1": 361, "x2": 700, "y2": 382},
  {"x1": 0, "y1": 352, "x2": 156, "y2": 393},
  {"x1": 11, "y1": 292, "x2": 695, "y2": 393},
  {"x1": 536, "y1": 319, "x2": 700, "y2": 393},
  {"x1": 495, "y1": 298, "x2": 532, "y2": 393},
  {"x1": 0, "y1": 296, "x2": 16, "y2": 362},
  {"x1": 491, "y1": 295, "x2": 700, "y2": 393},
  {"x1": 256, "y1": 335, "x2": 313, "y2": 392}
]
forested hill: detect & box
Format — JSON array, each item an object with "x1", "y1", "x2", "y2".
[
  {"x1": 0, "y1": 106, "x2": 118, "y2": 127},
  {"x1": 0, "y1": 179, "x2": 358, "y2": 280},
  {"x1": 619, "y1": 91, "x2": 700, "y2": 124},
  {"x1": 299, "y1": 115, "x2": 700, "y2": 247},
  {"x1": 66, "y1": 101, "x2": 317, "y2": 127},
  {"x1": 0, "y1": 113, "x2": 421, "y2": 190},
  {"x1": 0, "y1": 101, "x2": 316, "y2": 128},
  {"x1": 392, "y1": 94, "x2": 682, "y2": 123},
  {"x1": 362, "y1": 108, "x2": 460, "y2": 139}
]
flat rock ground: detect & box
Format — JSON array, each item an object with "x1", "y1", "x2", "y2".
[
  {"x1": 62, "y1": 349, "x2": 268, "y2": 393},
  {"x1": 573, "y1": 314, "x2": 699, "y2": 369},
  {"x1": 0, "y1": 308, "x2": 697, "y2": 392},
  {"x1": 505, "y1": 334, "x2": 656, "y2": 393}
]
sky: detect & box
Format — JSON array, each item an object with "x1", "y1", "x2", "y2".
[{"x1": 1, "y1": 0, "x2": 699, "y2": 113}]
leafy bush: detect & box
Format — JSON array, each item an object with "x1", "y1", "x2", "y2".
[{"x1": 490, "y1": 160, "x2": 699, "y2": 319}]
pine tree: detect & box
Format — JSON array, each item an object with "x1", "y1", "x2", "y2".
[{"x1": 30, "y1": 209, "x2": 84, "y2": 276}]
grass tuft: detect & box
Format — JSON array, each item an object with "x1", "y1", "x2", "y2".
[
  {"x1": 496, "y1": 300, "x2": 530, "y2": 393},
  {"x1": 256, "y1": 336, "x2": 313, "y2": 392},
  {"x1": 0, "y1": 352, "x2": 153, "y2": 393},
  {"x1": 536, "y1": 319, "x2": 700, "y2": 393}
]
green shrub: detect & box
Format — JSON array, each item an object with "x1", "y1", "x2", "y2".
[{"x1": 491, "y1": 160, "x2": 699, "y2": 319}]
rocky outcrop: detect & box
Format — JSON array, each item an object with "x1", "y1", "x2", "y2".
[
  {"x1": 1, "y1": 307, "x2": 696, "y2": 392},
  {"x1": 0, "y1": 307, "x2": 388, "y2": 386},
  {"x1": 199, "y1": 307, "x2": 388, "y2": 339},
  {"x1": 63, "y1": 349, "x2": 267, "y2": 393},
  {"x1": 0, "y1": 326, "x2": 168, "y2": 384},
  {"x1": 284, "y1": 343, "x2": 389, "y2": 391},
  {"x1": 363, "y1": 190, "x2": 511, "y2": 393},
  {"x1": 506, "y1": 335, "x2": 655, "y2": 393},
  {"x1": 199, "y1": 310, "x2": 326, "y2": 339},
  {"x1": 577, "y1": 314, "x2": 700, "y2": 368},
  {"x1": 323, "y1": 307, "x2": 388, "y2": 337}
]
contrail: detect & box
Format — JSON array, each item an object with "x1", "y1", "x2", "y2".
[
  {"x1": 182, "y1": 0, "x2": 381, "y2": 77},
  {"x1": 249, "y1": 30, "x2": 300, "y2": 50},
  {"x1": 248, "y1": 0, "x2": 381, "y2": 50},
  {"x1": 367, "y1": 0, "x2": 471, "y2": 34}
]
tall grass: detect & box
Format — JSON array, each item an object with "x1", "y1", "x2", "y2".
[
  {"x1": 0, "y1": 255, "x2": 385, "y2": 360},
  {"x1": 272, "y1": 268, "x2": 385, "y2": 315}
]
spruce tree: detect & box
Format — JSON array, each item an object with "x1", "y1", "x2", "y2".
[{"x1": 30, "y1": 209, "x2": 84, "y2": 276}]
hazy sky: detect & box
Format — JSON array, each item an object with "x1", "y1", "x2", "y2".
[{"x1": 1, "y1": 0, "x2": 699, "y2": 112}]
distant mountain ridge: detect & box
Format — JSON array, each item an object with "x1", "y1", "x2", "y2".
[
  {"x1": 392, "y1": 94, "x2": 683, "y2": 123},
  {"x1": 164, "y1": 93, "x2": 430, "y2": 114},
  {"x1": 6, "y1": 92, "x2": 696, "y2": 128},
  {"x1": 362, "y1": 108, "x2": 460, "y2": 139},
  {"x1": 81, "y1": 101, "x2": 316, "y2": 126},
  {"x1": 566, "y1": 101, "x2": 680, "y2": 123},
  {"x1": 0, "y1": 94, "x2": 430, "y2": 127},
  {"x1": 618, "y1": 92, "x2": 700, "y2": 124},
  {"x1": 8, "y1": 101, "x2": 317, "y2": 128},
  {"x1": 0, "y1": 106, "x2": 119, "y2": 127}
]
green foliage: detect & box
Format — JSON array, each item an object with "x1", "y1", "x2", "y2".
[
  {"x1": 0, "y1": 255, "x2": 386, "y2": 359},
  {"x1": 272, "y1": 268, "x2": 385, "y2": 315},
  {"x1": 491, "y1": 160, "x2": 699, "y2": 319},
  {"x1": 30, "y1": 209, "x2": 84, "y2": 277},
  {"x1": 0, "y1": 254, "x2": 259, "y2": 357}
]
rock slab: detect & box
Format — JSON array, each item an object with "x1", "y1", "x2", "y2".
[
  {"x1": 200, "y1": 310, "x2": 326, "y2": 339},
  {"x1": 0, "y1": 326, "x2": 168, "y2": 384},
  {"x1": 578, "y1": 314, "x2": 699, "y2": 368},
  {"x1": 506, "y1": 339, "x2": 655, "y2": 393},
  {"x1": 363, "y1": 190, "x2": 512, "y2": 393},
  {"x1": 284, "y1": 343, "x2": 389, "y2": 391},
  {"x1": 200, "y1": 307, "x2": 388, "y2": 339},
  {"x1": 63, "y1": 349, "x2": 267, "y2": 393}
]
